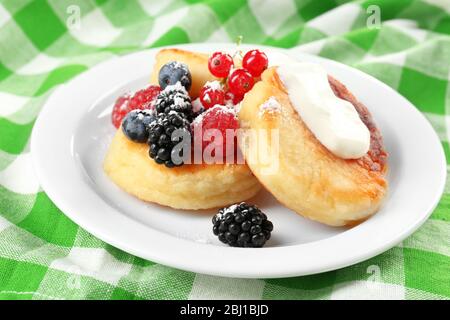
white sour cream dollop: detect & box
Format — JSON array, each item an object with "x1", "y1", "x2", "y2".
[{"x1": 277, "y1": 62, "x2": 370, "y2": 159}]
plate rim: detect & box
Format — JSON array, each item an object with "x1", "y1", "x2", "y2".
[{"x1": 30, "y1": 43, "x2": 447, "y2": 278}]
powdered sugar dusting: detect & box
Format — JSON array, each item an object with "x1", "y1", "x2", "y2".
[
  {"x1": 131, "y1": 108, "x2": 154, "y2": 120},
  {"x1": 140, "y1": 109, "x2": 154, "y2": 115},
  {"x1": 119, "y1": 101, "x2": 129, "y2": 111},
  {"x1": 164, "y1": 81, "x2": 188, "y2": 94},
  {"x1": 234, "y1": 101, "x2": 242, "y2": 113},
  {"x1": 117, "y1": 93, "x2": 131, "y2": 111},
  {"x1": 169, "y1": 61, "x2": 188, "y2": 71},
  {"x1": 192, "y1": 98, "x2": 204, "y2": 113},
  {"x1": 153, "y1": 81, "x2": 191, "y2": 111},
  {"x1": 173, "y1": 95, "x2": 189, "y2": 107},
  {"x1": 224, "y1": 204, "x2": 238, "y2": 214},
  {"x1": 225, "y1": 98, "x2": 234, "y2": 109},
  {"x1": 215, "y1": 204, "x2": 238, "y2": 220},
  {"x1": 259, "y1": 96, "x2": 281, "y2": 117},
  {"x1": 204, "y1": 80, "x2": 223, "y2": 91},
  {"x1": 203, "y1": 93, "x2": 211, "y2": 103}
]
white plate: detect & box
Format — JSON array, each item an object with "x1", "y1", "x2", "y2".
[{"x1": 31, "y1": 43, "x2": 446, "y2": 278}]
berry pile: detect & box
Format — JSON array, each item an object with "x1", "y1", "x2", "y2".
[
  {"x1": 212, "y1": 203, "x2": 273, "y2": 248},
  {"x1": 114, "y1": 62, "x2": 196, "y2": 167},
  {"x1": 112, "y1": 47, "x2": 267, "y2": 168},
  {"x1": 191, "y1": 47, "x2": 269, "y2": 160},
  {"x1": 111, "y1": 94, "x2": 131, "y2": 129}
]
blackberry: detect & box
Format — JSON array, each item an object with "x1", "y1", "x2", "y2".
[
  {"x1": 212, "y1": 203, "x2": 273, "y2": 248},
  {"x1": 148, "y1": 111, "x2": 191, "y2": 168},
  {"x1": 154, "y1": 82, "x2": 194, "y2": 121}
]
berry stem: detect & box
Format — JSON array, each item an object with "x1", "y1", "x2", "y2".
[
  {"x1": 220, "y1": 77, "x2": 227, "y2": 87},
  {"x1": 236, "y1": 35, "x2": 243, "y2": 47},
  {"x1": 233, "y1": 35, "x2": 244, "y2": 62}
]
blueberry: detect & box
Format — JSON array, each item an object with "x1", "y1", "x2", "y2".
[
  {"x1": 122, "y1": 110, "x2": 156, "y2": 143},
  {"x1": 158, "y1": 61, "x2": 192, "y2": 91}
]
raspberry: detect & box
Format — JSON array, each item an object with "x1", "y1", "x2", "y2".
[
  {"x1": 128, "y1": 85, "x2": 161, "y2": 110},
  {"x1": 111, "y1": 85, "x2": 161, "y2": 128},
  {"x1": 192, "y1": 105, "x2": 239, "y2": 160},
  {"x1": 199, "y1": 81, "x2": 226, "y2": 109},
  {"x1": 111, "y1": 94, "x2": 131, "y2": 128}
]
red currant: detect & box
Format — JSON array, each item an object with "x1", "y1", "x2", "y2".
[
  {"x1": 228, "y1": 69, "x2": 254, "y2": 96},
  {"x1": 199, "y1": 82, "x2": 226, "y2": 109},
  {"x1": 208, "y1": 52, "x2": 234, "y2": 78},
  {"x1": 243, "y1": 49, "x2": 268, "y2": 77},
  {"x1": 111, "y1": 85, "x2": 160, "y2": 128},
  {"x1": 192, "y1": 106, "x2": 239, "y2": 160}
]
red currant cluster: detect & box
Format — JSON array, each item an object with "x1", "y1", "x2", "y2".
[{"x1": 199, "y1": 49, "x2": 269, "y2": 109}]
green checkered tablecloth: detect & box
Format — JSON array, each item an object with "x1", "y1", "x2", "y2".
[{"x1": 0, "y1": 0, "x2": 449, "y2": 300}]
